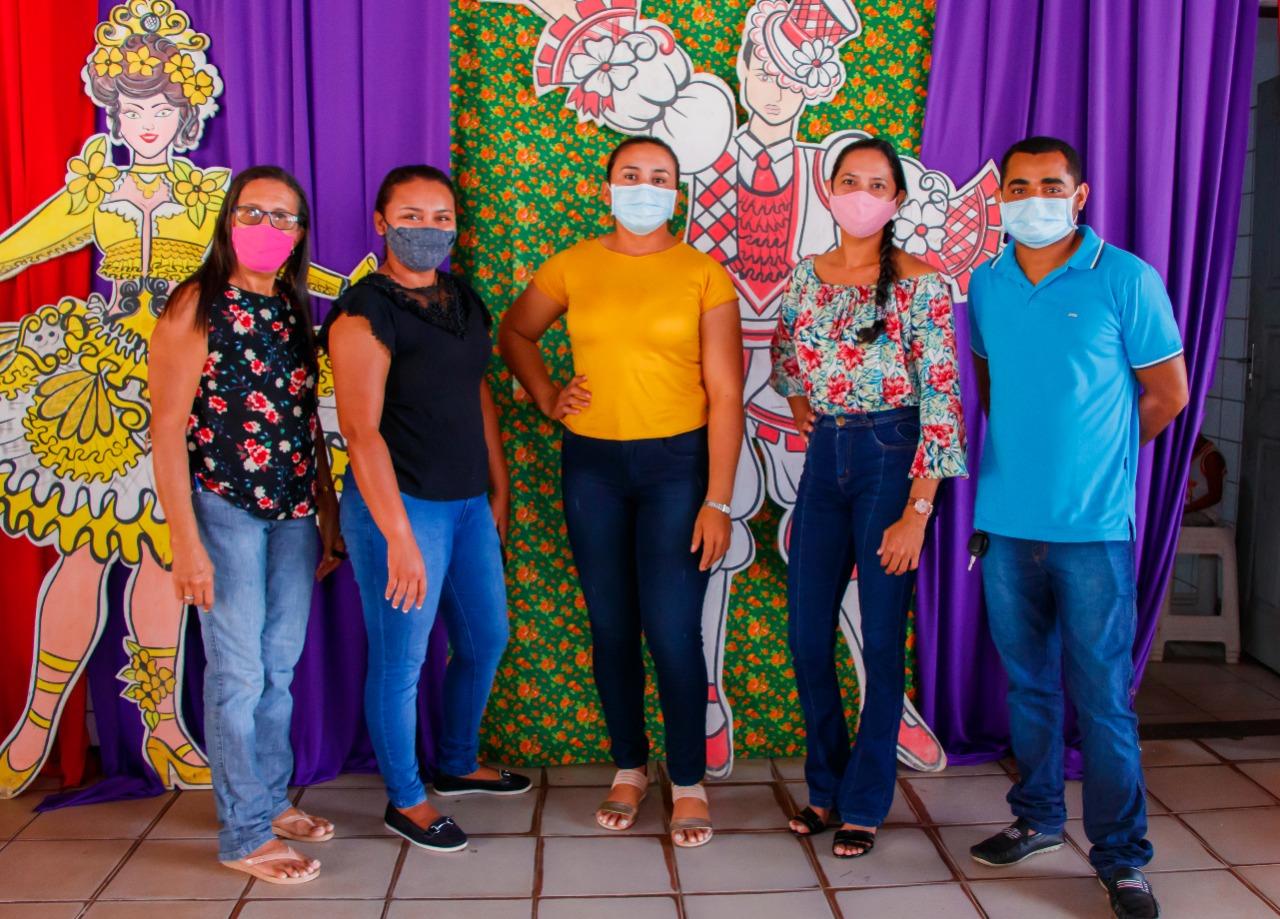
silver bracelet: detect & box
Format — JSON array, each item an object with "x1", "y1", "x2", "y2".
[{"x1": 704, "y1": 500, "x2": 731, "y2": 515}]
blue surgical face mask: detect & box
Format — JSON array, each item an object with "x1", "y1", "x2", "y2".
[
  {"x1": 384, "y1": 224, "x2": 456, "y2": 272},
  {"x1": 610, "y1": 183, "x2": 677, "y2": 235},
  {"x1": 1000, "y1": 195, "x2": 1078, "y2": 248}
]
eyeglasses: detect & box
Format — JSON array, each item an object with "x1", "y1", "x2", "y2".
[{"x1": 232, "y1": 205, "x2": 302, "y2": 231}]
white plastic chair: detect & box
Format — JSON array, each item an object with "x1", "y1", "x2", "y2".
[{"x1": 1151, "y1": 525, "x2": 1240, "y2": 663}]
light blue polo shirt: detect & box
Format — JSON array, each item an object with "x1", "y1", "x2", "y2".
[{"x1": 968, "y1": 225, "x2": 1183, "y2": 542}]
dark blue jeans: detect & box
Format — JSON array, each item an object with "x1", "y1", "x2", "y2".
[
  {"x1": 561, "y1": 426, "x2": 711, "y2": 786},
  {"x1": 983, "y1": 535, "x2": 1152, "y2": 878},
  {"x1": 788, "y1": 408, "x2": 917, "y2": 826},
  {"x1": 342, "y1": 477, "x2": 509, "y2": 809}
]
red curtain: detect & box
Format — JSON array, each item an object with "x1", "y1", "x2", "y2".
[{"x1": 0, "y1": 0, "x2": 98, "y2": 786}]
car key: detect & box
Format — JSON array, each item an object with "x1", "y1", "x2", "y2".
[{"x1": 967, "y1": 530, "x2": 990, "y2": 572}]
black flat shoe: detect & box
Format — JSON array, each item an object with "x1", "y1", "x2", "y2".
[
  {"x1": 970, "y1": 818, "x2": 1064, "y2": 867},
  {"x1": 432, "y1": 769, "x2": 533, "y2": 797},
  {"x1": 1101, "y1": 868, "x2": 1160, "y2": 919},
  {"x1": 383, "y1": 803, "x2": 468, "y2": 852}
]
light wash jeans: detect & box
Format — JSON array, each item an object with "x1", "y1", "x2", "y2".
[
  {"x1": 341, "y1": 477, "x2": 509, "y2": 809},
  {"x1": 193, "y1": 490, "x2": 319, "y2": 862}
]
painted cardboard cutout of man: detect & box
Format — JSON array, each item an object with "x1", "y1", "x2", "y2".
[
  {"x1": 494, "y1": 0, "x2": 1002, "y2": 775},
  {"x1": 0, "y1": 0, "x2": 364, "y2": 798}
]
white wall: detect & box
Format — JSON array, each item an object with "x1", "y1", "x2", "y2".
[
  {"x1": 1170, "y1": 21, "x2": 1275, "y2": 599},
  {"x1": 1201, "y1": 20, "x2": 1278, "y2": 525}
]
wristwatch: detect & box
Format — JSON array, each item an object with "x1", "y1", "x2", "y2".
[
  {"x1": 704, "y1": 500, "x2": 732, "y2": 516},
  {"x1": 909, "y1": 497, "x2": 934, "y2": 518}
]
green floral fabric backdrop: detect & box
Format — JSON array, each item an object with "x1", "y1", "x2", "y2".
[{"x1": 451, "y1": 0, "x2": 937, "y2": 765}]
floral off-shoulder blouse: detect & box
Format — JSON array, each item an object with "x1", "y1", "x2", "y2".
[{"x1": 770, "y1": 257, "x2": 968, "y2": 480}]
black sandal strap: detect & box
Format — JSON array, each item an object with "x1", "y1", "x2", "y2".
[
  {"x1": 790, "y1": 806, "x2": 828, "y2": 836},
  {"x1": 832, "y1": 829, "x2": 877, "y2": 858}
]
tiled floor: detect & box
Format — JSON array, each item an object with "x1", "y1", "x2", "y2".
[
  {"x1": 4, "y1": 736, "x2": 1280, "y2": 917},
  {"x1": 1138, "y1": 660, "x2": 1280, "y2": 723},
  {"x1": 6, "y1": 660, "x2": 1280, "y2": 918}
]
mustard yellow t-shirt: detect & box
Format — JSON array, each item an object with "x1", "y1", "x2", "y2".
[{"x1": 533, "y1": 238, "x2": 738, "y2": 441}]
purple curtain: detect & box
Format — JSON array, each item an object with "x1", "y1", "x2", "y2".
[
  {"x1": 43, "y1": 0, "x2": 453, "y2": 809},
  {"x1": 914, "y1": 0, "x2": 1260, "y2": 766}
]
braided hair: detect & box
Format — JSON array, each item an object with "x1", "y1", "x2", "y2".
[{"x1": 828, "y1": 138, "x2": 908, "y2": 344}]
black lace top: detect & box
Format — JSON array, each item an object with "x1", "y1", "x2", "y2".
[
  {"x1": 187, "y1": 285, "x2": 320, "y2": 519},
  {"x1": 321, "y1": 271, "x2": 493, "y2": 501}
]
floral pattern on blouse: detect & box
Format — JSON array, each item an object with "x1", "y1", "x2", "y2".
[
  {"x1": 186, "y1": 286, "x2": 320, "y2": 519},
  {"x1": 770, "y1": 258, "x2": 968, "y2": 479}
]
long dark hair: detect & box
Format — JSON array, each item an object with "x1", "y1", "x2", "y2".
[
  {"x1": 829, "y1": 138, "x2": 907, "y2": 342},
  {"x1": 169, "y1": 166, "x2": 313, "y2": 353}
]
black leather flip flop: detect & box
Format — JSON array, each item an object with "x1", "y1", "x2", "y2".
[
  {"x1": 789, "y1": 806, "x2": 833, "y2": 837},
  {"x1": 832, "y1": 828, "x2": 877, "y2": 858}
]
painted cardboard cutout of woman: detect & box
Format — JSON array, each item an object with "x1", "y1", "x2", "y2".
[{"x1": 0, "y1": 0, "x2": 358, "y2": 798}]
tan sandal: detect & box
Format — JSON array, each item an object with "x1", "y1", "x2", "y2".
[
  {"x1": 595, "y1": 767, "x2": 649, "y2": 831},
  {"x1": 221, "y1": 846, "x2": 320, "y2": 885},
  {"x1": 670, "y1": 783, "x2": 713, "y2": 848},
  {"x1": 272, "y1": 809, "x2": 336, "y2": 842}
]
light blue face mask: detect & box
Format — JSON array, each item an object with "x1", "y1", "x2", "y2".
[
  {"x1": 610, "y1": 183, "x2": 677, "y2": 235},
  {"x1": 1000, "y1": 195, "x2": 1078, "y2": 248}
]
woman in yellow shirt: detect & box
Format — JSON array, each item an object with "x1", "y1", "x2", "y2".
[{"x1": 500, "y1": 137, "x2": 743, "y2": 848}]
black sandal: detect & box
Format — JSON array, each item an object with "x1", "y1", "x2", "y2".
[
  {"x1": 789, "y1": 806, "x2": 833, "y2": 837},
  {"x1": 832, "y1": 828, "x2": 877, "y2": 859}
]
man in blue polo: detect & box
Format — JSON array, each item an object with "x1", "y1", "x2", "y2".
[{"x1": 967, "y1": 136, "x2": 1188, "y2": 919}]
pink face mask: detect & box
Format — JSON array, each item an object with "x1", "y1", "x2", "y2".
[
  {"x1": 828, "y1": 189, "x2": 899, "y2": 239},
  {"x1": 231, "y1": 222, "x2": 296, "y2": 274}
]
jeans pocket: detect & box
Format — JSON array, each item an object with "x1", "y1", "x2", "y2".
[{"x1": 870, "y1": 420, "x2": 919, "y2": 450}]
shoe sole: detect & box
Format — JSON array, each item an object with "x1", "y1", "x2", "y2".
[
  {"x1": 383, "y1": 821, "x2": 468, "y2": 853},
  {"x1": 430, "y1": 785, "x2": 533, "y2": 797},
  {"x1": 970, "y1": 841, "x2": 1063, "y2": 867},
  {"x1": 1097, "y1": 875, "x2": 1161, "y2": 918}
]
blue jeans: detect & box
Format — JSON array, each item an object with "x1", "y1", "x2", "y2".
[
  {"x1": 788, "y1": 409, "x2": 918, "y2": 826},
  {"x1": 983, "y1": 535, "x2": 1152, "y2": 877},
  {"x1": 341, "y1": 478, "x2": 509, "y2": 809},
  {"x1": 192, "y1": 490, "x2": 319, "y2": 862},
  {"x1": 561, "y1": 426, "x2": 710, "y2": 786}
]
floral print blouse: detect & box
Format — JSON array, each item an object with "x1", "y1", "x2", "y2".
[
  {"x1": 186, "y1": 285, "x2": 320, "y2": 519},
  {"x1": 770, "y1": 257, "x2": 967, "y2": 479}
]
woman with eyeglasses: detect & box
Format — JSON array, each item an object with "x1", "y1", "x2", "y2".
[
  {"x1": 770, "y1": 138, "x2": 966, "y2": 859},
  {"x1": 500, "y1": 136, "x2": 744, "y2": 848},
  {"x1": 150, "y1": 166, "x2": 345, "y2": 885}
]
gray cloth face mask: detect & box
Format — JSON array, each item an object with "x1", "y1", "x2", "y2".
[{"x1": 384, "y1": 225, "x2": 456, "y2": 272}]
